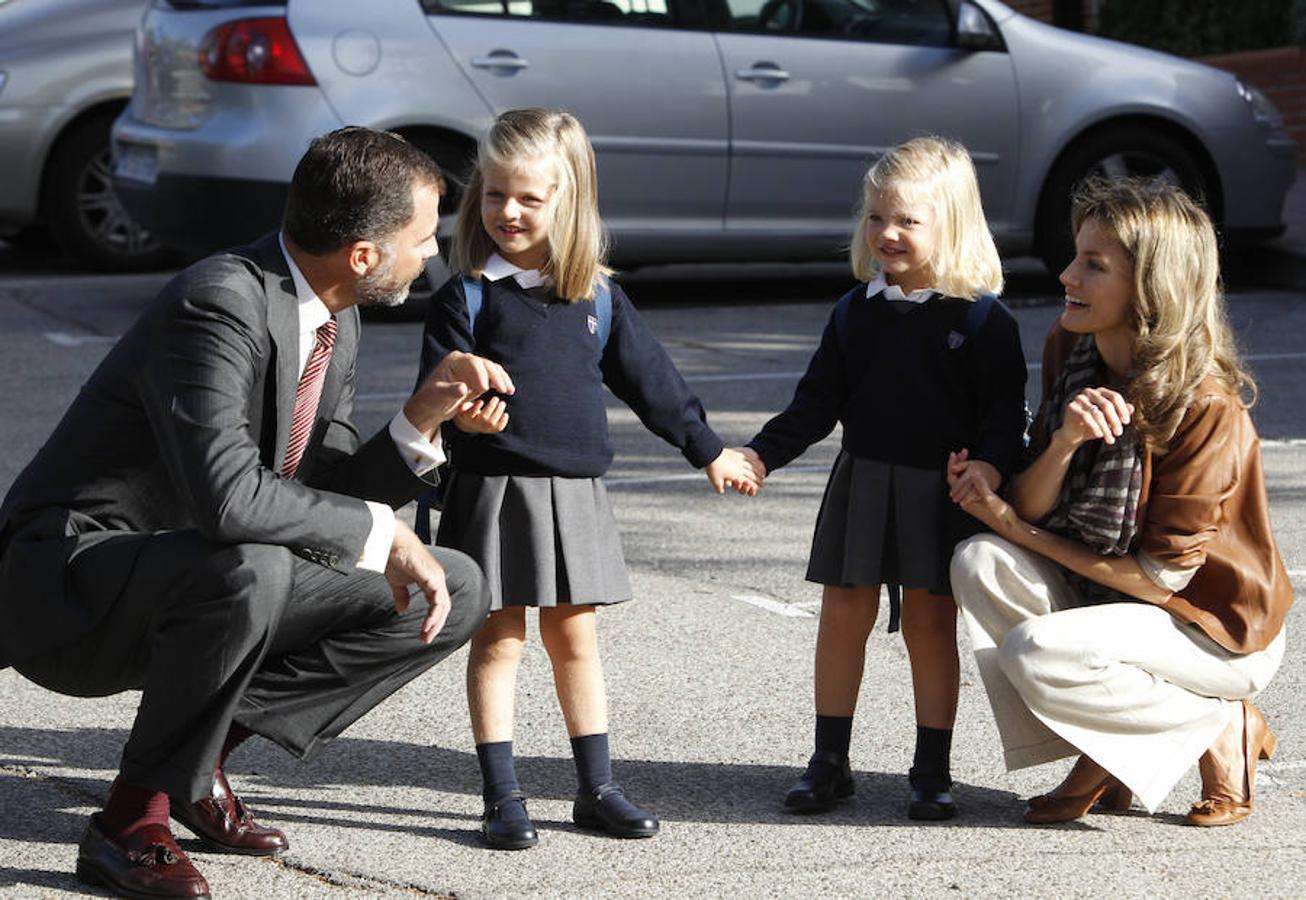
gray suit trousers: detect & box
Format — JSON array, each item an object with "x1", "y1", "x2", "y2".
[{"x1": 13, "y1": 529, "x2": 489, "y2": 802}]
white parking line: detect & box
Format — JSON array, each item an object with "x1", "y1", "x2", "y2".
[{"x1": 732, "y1": 594, "x2": 815, "y2": 618}]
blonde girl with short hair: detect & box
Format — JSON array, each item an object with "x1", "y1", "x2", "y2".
[
  {"x1": 419, "y1": 108, "x2": 759, "y2": 850},
  {"x1": 736, "y1": 136, "x2": 1028, "y2": 820}
]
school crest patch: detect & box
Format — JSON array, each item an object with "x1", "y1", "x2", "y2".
[
  {"x1": 587, "y1": 314, "x2": 599, "y2": 335},
  {"x1": 947, "y1": 330, "x2": 966, "y2": 349}
]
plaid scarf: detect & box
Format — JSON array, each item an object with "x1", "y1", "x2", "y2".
[{"x1": 1044, "y1": 336, "x2": 1144, "y2": 562}]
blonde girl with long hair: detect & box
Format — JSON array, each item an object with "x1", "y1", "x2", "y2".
[
  {"x1": 950, "y1": 177, "x2": 1290, "y2": 827},
  {"x1": 736, "y1": 136, "x2": 1029, "y2": 820},
  {"x1": 418, "y1": 108, "x2": 758, "y2": 850}
]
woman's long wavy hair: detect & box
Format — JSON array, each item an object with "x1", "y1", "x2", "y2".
[
  {"x1": 448, "y1": 108, "x2": 611, "y2": 301},
  {"x1": 1071, "y1": 177, "x2": 1256, "y2": 451},
  {"x1": 850, "y1": 135, "x2": 1003, "y2": 300}
]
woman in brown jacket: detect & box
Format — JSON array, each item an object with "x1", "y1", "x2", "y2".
[{"x1": 948, "y1": 177, "x2": 1291, "y2": 825}]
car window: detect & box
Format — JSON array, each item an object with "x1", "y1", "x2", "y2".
[
  {"x1": 421, "y1": 0, "x2": 674, "y2": 27},
  {"x1": 725, "y1": 0, "x2": 951, "y2": 46}
]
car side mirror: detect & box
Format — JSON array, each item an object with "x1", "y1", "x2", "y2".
[{"x1": 955, "y1": 1, "x2": 1004, "y2": 51}]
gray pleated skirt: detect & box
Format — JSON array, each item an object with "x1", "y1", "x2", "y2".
[
  {"x1": 435, "y1": 472, "x2": 633, "y2": 611},
  {"x1": 806, "y1": 451, "x2": 952, "y2": 596}
]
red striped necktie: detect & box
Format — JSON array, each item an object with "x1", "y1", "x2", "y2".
[{"x1": 282, "y1": 316, "x2": 338, "y2": 479}]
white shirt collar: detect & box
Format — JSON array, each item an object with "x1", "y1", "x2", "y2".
[
  {"x1": 866, "y1": 272, "x2": 936, "y2": 304},
  {"x1": 279, "y1": 232, "x2": 332, "y2": 333},
  {"x1": 482, "y1": 253, "x2": 549, "y2": 290}
]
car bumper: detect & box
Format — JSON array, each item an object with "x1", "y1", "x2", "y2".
[{"x1": 114, "y1": 171, "x2": 288, "y2": 253}]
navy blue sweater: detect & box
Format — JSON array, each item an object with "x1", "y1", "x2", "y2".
[
  {"x1": 748, "y1": 287, "x2": 1027, "y2": 478},
  {"x1": 419, "y1": 274, "x2": 724, "y2": 478}
]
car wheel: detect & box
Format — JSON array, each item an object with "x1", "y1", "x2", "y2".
[
  {"x1": 1035, "y1": 126, "x2": 1210, "y2": 277},
  {"x1": 43, "y1": 112, "x2": 174, "y2": 271}
]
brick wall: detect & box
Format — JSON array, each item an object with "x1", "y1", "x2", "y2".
[{"x1": 1202, "y1": 46, "x2": 1306, "y2": 164}]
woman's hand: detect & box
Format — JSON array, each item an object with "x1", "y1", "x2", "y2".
[
  {"x1": 956, "y1": 468, "x2": 1023, "y2": 538},
  {"x1": 1054, "y1": 387, "x2": 1134, "y2": 449}
]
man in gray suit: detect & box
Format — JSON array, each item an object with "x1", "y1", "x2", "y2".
[{"x1": 0, "y1": 127, "x2": 507, "y2": 898}]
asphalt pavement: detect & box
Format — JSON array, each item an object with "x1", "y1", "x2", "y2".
[{"x1": 0, "y1": 258, "x2": 1303, "y2": 898}]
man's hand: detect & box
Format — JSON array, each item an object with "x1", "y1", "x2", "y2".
[
  {"x1": 385, "y1": 519, "x2": 450, "y2": 644},
  {"x1": 405, "y1": 351, "x2": 516, "y2": 437},
  {"x1": 435, "y1": 350, "x2": 515, "y2": 400},
  {"x1": 454, "y1": 395, "x2": 510, "y2": 434},
  {"x1": 705, "y1": 448, "x2": 762, "y2": 496}
]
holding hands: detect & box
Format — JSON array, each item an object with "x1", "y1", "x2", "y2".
[
  {"x1": 405, "y1": 350, "x2": 516, "y2": 437},
  {"x1": 1055, "y1": 386, "x2": 1133, "y2": 449},
  {"x1": 947, "y1": 449, "x2": 1020, "y2": 538},
  {"x1": 706, "y1": 448, "x2": 763, "y2": 496},
  {"x1": 946, "y1": 448, "x2": 1001, "y2": 507}
]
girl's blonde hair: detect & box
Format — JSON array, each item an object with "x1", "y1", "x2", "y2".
[
  {"x1": 449, "y1": 108, "x2": 611, "y2": 301},
  {"x1": 1071, "y1": 176, "x2": 1256, "y2": 451},
  {"x1": 850, "y1": 135, "x2": 1003, "y2": 300}
]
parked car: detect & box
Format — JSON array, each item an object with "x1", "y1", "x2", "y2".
[
  {"x1": 0, "y1": 0, "x2": 170, "y2": 270},
  {"x1": 112, "y1": 0, "x2": 1296, "y2": 278}
]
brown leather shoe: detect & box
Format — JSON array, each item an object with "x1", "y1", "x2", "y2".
[
  {"x1": 1024, "y1": 755, "x2": 1132, "y2": 825},
  {"x1": 171, "y1": 770, "x2": 289, "y2": 856},
  {"x1": 76, "y1": 815, "x2": 210, "y2": 899},
  {"x1": 1186, "y1": 699, "x2": 1277, "y2": 827}
]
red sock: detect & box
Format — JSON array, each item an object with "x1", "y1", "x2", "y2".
[
  {"x1": 219, "y1": 723, "x2": 254, "y2": 771},
  {"x1": 99, "y1": 778, "x2": 170, "y2": 841}
]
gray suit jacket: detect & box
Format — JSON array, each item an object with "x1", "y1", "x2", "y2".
[{"x1": 0, "y1": 232, "x2": 432, "y2": 668}]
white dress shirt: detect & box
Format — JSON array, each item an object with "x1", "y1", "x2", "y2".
[
  {"x1": 279, "y1": 234, "x2": 446, "y2": 572},
  {"x1": 865, "y1": 272, "x2": 937, "y2": 303}
]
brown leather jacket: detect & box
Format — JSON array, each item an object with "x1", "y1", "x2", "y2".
[{"x1": 1031, "y1": 323, "x2": 1292, "y2": 653}]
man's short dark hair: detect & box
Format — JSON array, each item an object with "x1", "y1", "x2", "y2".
[{"x1": 283, "y1": 127, "x2": 445, "y2": 255}]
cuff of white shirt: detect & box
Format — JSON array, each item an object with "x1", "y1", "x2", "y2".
[
  {"x1": 1136, "y1": 550, "x2": 1198, "y2": 593},
  {"x1": 359, "y1": 501, "x2": 396, "y2": 573},
  {"x1": 389, "y1": 411, "x2": 446, "y2": 476}
]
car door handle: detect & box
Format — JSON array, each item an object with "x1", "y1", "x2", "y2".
[
  {"x1": 735, "y1": 64, "x2": 790, "y2": 82},
  {"x1": 471, "y1": 53, "x2": 530, "y2": 71}
]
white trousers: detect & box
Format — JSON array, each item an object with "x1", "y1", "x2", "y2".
[{"x1": 950, "y1": 534, "x2": 1285, "y2": 812}]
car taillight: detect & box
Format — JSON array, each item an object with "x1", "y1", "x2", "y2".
[{"x1": 198, "y1": 17, "x2": 316, "y2": 85}]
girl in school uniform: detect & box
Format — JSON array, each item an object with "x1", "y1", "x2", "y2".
[
  {"x1": 737, "y1": 136, "x2": 1028, "y2": 820},
  {"x1": 418, "y1": 108, "x2": 759, "y2": 850}
]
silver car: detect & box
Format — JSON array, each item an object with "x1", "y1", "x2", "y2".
[
  {"x1": 0, "y1": 0, "x2": 167, "y2": 269},
  {"x1": 112, "y1": 0, "x2": 1297, "y2": 276}
]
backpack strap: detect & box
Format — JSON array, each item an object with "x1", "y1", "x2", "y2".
[
  {"x1": 594, "y1": 277, "x2": 612, "y2": 349},
  {"x1": 461, "y1": 275, "x2": 485, "y2": 336}
]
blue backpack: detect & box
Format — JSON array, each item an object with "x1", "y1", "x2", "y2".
[{"x1": 414, "y1": 275, "x2": 614, "y2": 542}]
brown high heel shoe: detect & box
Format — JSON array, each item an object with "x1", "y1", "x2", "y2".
[
  {"x1": 1024, "y1": 756, "x2": 1132, "y2": 825},
  {"x1": 1186, "y1": 699, "x2": 1277, "y2": 827}
]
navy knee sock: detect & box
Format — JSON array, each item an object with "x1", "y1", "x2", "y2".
[
  {"x1": 475, "y1": 740, "x2": 521, "y2": 804},
  {"x1": 815, "y1": 715, "x2": 853, "y2": 759},
  {"x1": 909, "y1": 725, "x2": 953, "y2": 788},
  {"x1": 570, "y1": 733, "x2": 614, "y2": 793}
]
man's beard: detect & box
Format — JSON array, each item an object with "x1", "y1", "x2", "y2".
[{"x1": 357, "y1": 245, "x2": 414, "y2": 309}]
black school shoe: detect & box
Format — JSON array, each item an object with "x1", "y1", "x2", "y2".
[
  {"x1": 573, "y1": 782, "x2": 659, "y2": 838},
  {"x1": 482, "y1": 790, "x2": 539, "y2": 850},
  {"x1": 784, "y1": 751, "x2": 855, "y2": 813},
  {"x1": 907, "y1": 773, "x2": 958, "y2": 821}
]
